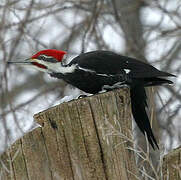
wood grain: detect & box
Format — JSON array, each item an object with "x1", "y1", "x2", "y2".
[{"x1": 0, "y1": 88, "x2": 139, "y2": 180}]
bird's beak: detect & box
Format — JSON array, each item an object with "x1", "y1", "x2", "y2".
[{"x1": 7, "y1": 58, "x2": 33, "y2": 65}]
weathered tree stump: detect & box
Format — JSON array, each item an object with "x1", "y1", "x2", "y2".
[
  {"x1": 0, "y1": 89, "x2": 139, "y2": 179},
  {"x1": 162, "y1": 146, "x2": 181, "y2": 180}
]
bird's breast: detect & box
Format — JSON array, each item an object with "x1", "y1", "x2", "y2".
[{"x1": 60, "y1": 69, "x2": 129, "y2": 94}]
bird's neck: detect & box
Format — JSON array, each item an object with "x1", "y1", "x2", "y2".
[{"x1": 48, "y1": 62, "x2": 76, "y2": 74}]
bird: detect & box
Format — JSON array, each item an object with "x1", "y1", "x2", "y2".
[{"x1": 8, "y1": 49, "x2": 175, "y2": 149}]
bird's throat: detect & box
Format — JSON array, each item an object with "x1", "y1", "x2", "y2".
[{"x1": 49, "y1": 63, "x2": 76, "y2": 74}]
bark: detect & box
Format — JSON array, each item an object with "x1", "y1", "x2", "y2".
[
  {"x1": 162, "y1": 146, "x2": 181, "y2": 180},
  {"x1": 0, "y1": 88, "x2": 139, "y2": 180}
]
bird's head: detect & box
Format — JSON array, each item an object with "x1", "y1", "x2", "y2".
[{"x1": 8, "y1": 49, "x2": 67, "y2": 73}]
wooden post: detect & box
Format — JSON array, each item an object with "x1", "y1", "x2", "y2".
[
  {"x1": 0, "y1": 88, "x2": 139, "y2": 180},
  {"x1": 162, "y1": 146, "x2": 181, "y2": 180}
]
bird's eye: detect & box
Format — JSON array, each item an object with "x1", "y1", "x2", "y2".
[
  {"x1": 38, "y1": 55, "x2": 46, "y2": 60},
  {"x1": 38, "y1": 55, "x2": 58, "y2": 63}
]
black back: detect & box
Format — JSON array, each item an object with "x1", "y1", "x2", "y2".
[{"x1": 69, "y1": 50, "x2": 174, "y2": 78}]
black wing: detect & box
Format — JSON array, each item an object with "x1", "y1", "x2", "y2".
[{"x1": 69, "y1": 50, "x2": 175, "y2": 78}]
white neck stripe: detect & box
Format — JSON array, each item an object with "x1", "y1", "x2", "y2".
[
  {"x1": 33, "y1": 59, "x2": 76, "y2": 74},
  {"x1": 49, "y1": 63, "x2": 76, "y2": 74}
]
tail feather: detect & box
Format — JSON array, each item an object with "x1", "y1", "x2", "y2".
[
  {"x1": 156, "y1": 71, "x2": 176, "y2": 77},
  {"x1": 144, "y1": 77, "x2": 173, "y2": 87},
  {"x1": 130, "y1": 86, "x2": 159, "y2": 150}
]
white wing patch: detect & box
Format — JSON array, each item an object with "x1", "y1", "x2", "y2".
[
  {"x1": 77, "y1": 65, "x2": 131, "y2": 76},
  {"x1": 124, "y1": 69, "x2": 130, "y2": 74},
  {"x1": 77, "y1": 66, "x2": 96, "y2": 73},
  {"x1": 77, "y1": 65, "x2": 116, "y2": 77}
]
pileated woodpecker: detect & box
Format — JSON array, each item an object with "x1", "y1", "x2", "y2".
[{"x1": 8, "y1": 49, "x2": 175, "y2": 149}]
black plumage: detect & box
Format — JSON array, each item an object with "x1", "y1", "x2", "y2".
[{"x1": 50, "y1": 50, "x2": 175, "y2": 149}]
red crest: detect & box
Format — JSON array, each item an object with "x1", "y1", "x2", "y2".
[{"x1": 31, "y1": 49, "x2": 67, "y2": 62}]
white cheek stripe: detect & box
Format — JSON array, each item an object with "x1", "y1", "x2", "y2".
[
  {"x1": 31, "y1": 65, "x2": 48, "y2": 72},
  {"x1": 54, "y1": 64, "x2": 76, "y2": 74},
  {"x1": 34, "y1": 59, "x2": 76, "y2": 74}
]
